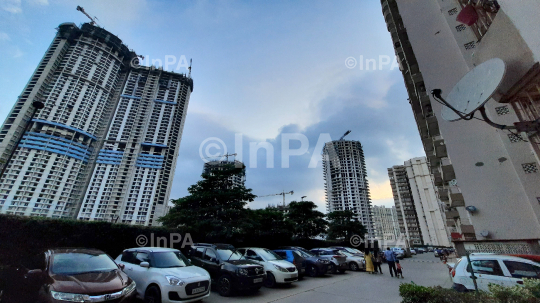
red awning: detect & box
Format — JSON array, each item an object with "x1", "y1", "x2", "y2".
[{"x1": 451, "y1": 232, "x2": 462, "y2": 239}]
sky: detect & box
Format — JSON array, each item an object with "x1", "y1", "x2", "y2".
[{"x1": 0, "y1": 0, "x2": 425, "y2": 211}]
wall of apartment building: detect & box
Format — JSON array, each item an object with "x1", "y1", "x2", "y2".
[
  {"x1": 394, "y1": 0, "x2": 540, "y2": 241},
  {"x1": 405, "y1": 157, "x2": 450, "y2": 247},
  {"x1": 372, "y1": 205, "x2": 400, "y2": 241}
]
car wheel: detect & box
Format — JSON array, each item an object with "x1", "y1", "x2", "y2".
[
  {"x1": 327, "y1": 263, "x2": 335, "y2": 273},
  {"x1": 218, "y1": 274, "x2": 234, "y2": 297},
  {"x1": 349, "y1": 262, "x2": 359, "y2": 271},
  {"x1": 307, "y1": 265, "x2": 319, "y2": 277},
  {"x1": 264, "y1": 272, "x2": 277, "y2": 288},
  {"x1": 144, "y1": 285, "x2": 161, "y2": 303}
]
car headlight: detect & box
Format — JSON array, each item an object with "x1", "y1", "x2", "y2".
[
  {"x1": 237, "y1": 268, "x2": 249, "y2": 276},
  {"x1": 122, "y1": 281, "x2": 137, "y2": 295},
  {"x1": 166, "y1": 275, "x2": 186, "y2": 286},
  {"x1": 51, "y1": 291, "x2": 87, "y2": 302},
  {"x1": 273, "y1": 264, "x2": 288, "y2": 272}
]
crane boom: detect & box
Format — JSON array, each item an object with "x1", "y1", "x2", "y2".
[
  {"x1": 76, "y1": 6, "x2": 99, "y2": 27},
  {"x1": 339, "y1": 130, "x2": 351, "y2": 141},
  {"x1": 257, "y1": 190, "x2": 294, "y2": 206}
]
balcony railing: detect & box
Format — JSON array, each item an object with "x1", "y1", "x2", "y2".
[{"x1": 456, "y1": 0, "x2": 499, "y2": 41}]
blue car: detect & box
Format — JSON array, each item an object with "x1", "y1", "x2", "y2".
[{"x1": 274, "y1": 249, "x2": 329, "y2": 277}]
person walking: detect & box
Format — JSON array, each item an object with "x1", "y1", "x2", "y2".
[
  {"x1": 373, "y1": 252, "x2": 383, "y2": 274},
  {"x1": 365, "y1": 251, "x2": 375, "y2": 274},
  {"x1": 384, "y1": 247, "x2": 398, "y2": 277}
]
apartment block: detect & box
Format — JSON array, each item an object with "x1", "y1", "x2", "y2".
[
  {"x1": 381, "y1": 0, "x2": 540, "y2": 254},
  {"x1": 0, "y1": 23, "x2": 192, "y2": 226},
  {"x1": 323, "y1": 140, "x2": 374, "y2": 237},
  {"x1": 202, "y1": 160, "x2": 246, "y2": 188},
  {"x1": 388, "y1": 165, "x2": 423, "y2": 246},
  {"x1": 372, "y1": 205, "x2": 400, "y2": 241}
]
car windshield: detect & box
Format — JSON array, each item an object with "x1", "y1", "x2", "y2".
[
  {"x1": 51, "y1": 253, "x2": 117, "y2": 275},
  {"x1": 341, "y1": 251, "x2": 354, "y2": 257},
  {"x1": 217, "y1": 249, "x2": 245, "y2": 261},
  {"x1": 256, "y1": 249, "x2": 282, "y2": 261},
  {"x1": 152, "y1": 251, "x2": 191, "y2": 268},
  {"x1": 297, "y1": 250, "x2": 315, "y2": 258}
]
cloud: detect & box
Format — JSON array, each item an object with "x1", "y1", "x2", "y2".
[
  {"x1": 1, "y1": 0, "x2": 22, "y2": 13},
  {"x1": 0, "y1": 32, "x2": 10, "y2": 41},
  {"x1": 28, "y1": 0, "x2": 48, "y2": 5}
]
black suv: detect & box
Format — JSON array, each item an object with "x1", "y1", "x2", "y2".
[{"x1": 189, "y1": 243, "x2": 265, "y2": 296}]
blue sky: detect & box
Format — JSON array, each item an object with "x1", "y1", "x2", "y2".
[{"x1": 0, "y1": 0, "x2": 425, "y2": 211}]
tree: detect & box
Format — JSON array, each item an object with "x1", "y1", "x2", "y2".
[
  {"x1": 285, "y1": 201, "x2": 327, "y2": 239},
  {"x1": 326, "y1": 210, "x2": 366, "y2": 240},
  {"x1": 159, "y1": 164, "x2": 256, "y2": 241},
  {"x1": 245, "y1": 208, "x2": 293, "y2": 241}
]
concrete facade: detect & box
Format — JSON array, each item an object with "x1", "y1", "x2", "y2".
[
  {"x1": 405, "y1": 157, "x2": 451, "y2": 247},
  {"x1": 372, "y1": 205, "x2": 400, "y2": 241},
  {"x1": 0, "y1": 23, "x2": 192, "y2": 226},
  {"x1": 388, "y1": 165, "x2": 423, "y2": 246},
  {"x1": 323, "y1": 140, "x2": 374, "y2": 237},
  {"x1": 203, "y1": 160, "x2": 246, "y2": 188},
  {"x1": 381, "y1": 0, "x2": 540, "y2": 249}
]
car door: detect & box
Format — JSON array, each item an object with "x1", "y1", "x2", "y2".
[
  {"x1": 246, "y1": 249, "x2": 264, "y2": 263},
  {"x1": 502, "y1": 260, "x2": 540, "y2": 286},
  {"x1": 121, "y1": 251, "x2": 148, "y2": 297},
  {"x1": 201, "y1": 248, "x2": 221, "y2": 278},
  {"x1": 467, "y1": 259, "x2": 510, "y2": 291}
]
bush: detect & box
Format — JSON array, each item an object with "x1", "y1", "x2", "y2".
[{"x1": 400, "y1": 281, "x2": 540, "y2": 303}]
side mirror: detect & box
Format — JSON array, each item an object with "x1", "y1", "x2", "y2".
[
  {"x1": 140, "y1": 262, "x2": 150, "y2": 268},
  {"x1": 25, "y1": 269, "x2": 44, "y2": 280},
  {"x1": 118, "y1": 263, "x2": 125, "y2": 270}
]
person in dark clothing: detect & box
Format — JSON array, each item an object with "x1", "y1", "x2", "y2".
[
  {"x1": 373, "y1": 252, "x2": 383, "y2": 274},
  {"x1": 383, "y1": 247, "x2": 398, "y2": 277}
]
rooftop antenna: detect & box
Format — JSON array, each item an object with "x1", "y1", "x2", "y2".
[
  {"x1": 431, "y1": 58, "x2": 540, "y2": 132},
  {"x1": 76, "y1": 6, "x2": 100, "y2": 27},
  {"x1": 339, "y1": 130, "x2": 351, "y2": 141},
  {"x1": 188, "y1": 59, "x2": 192, "y2": 77}
]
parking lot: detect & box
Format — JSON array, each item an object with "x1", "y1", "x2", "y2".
[{"x1": 201, "y1": 253, "x2": 453, "y2": 303}]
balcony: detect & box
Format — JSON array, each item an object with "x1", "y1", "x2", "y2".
[
  {"x1": 448, "y1": 186, "x2": 465, "y2": 207},
  {"x1": 438, "y1": 187, "x2": 449, "y2": 201},
  {"x1": 440, "y1": 158, "x2": 456, "y2": 181},
  {"x1": 446, "y1": 220, "x2": 456, "y2": 227},
  {"x1": 432, "y1": 171, "x2": 443, "y2": 186},
  {"x1": 460, "y1": 224, "x2": 476, "y2": 235},
  {"x1": 456, "y1": 0, "x2": 499, "y2": 41},
  {"x1": 445, "y1": 209, "x2": 459, "y2": 219}
]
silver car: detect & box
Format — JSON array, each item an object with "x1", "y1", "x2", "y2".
[{"x1": 341, "y1": 251, "x2": 366, "y2": 271}]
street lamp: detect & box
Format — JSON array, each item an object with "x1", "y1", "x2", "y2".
[
  {"x1": 301, "y1": 196, "x2": 307, "y2": 201},
  {"x1": 0, "y1": 100, "x2": 45, "y2": 181}
]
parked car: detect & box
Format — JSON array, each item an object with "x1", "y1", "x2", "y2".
[
  {"x1": 116, "y1": 247, "x2": 211, "y2": 303},
  {"x1": 272, "y1": 249, "x2": 306, "y2": 277},
  {"x1": 428, "y1": 247, "x2": 434, "y2": 252},
  {"x1": 12, "y1": 248, "x2": 137, "y2": 303},
  {"x1": 340, "y1": 251, "x2": 366, "y2": 271},
  {"x1": 310, "y1": 248, "x2": 348, "y2": 274},
  {"x1": 329, "y1": 246, "x2": 364, "y2": 256},
  {"x1": 452, "y1": 253, "x2": 540, "y2": 292},
  {"x1": 416, "y1": 248, "x2": 425, "y2": 254},
  {"x1": 410, "y1": 249, "x2": 417, "y2": 255},
  {"x1": 189, "y1": 243, "x2": 265, "y2": 296},
  {"x1": 237, "y1": 248, "x2": 298, "y2": 287},
  {"x1": 392, "y1": 247, "x2": 405, "y2": 259},
  {"x1": 274, "y1": 249, "x2": 330, "y2": 277}
]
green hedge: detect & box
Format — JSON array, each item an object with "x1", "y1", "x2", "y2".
[
  {"x1": 0, "y1": 215, "x2": 367, "y2": 266},
  {"x1": 399, "y1": 281, "x2": 540, "y2": 303}
]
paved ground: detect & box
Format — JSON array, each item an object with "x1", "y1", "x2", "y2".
[{"x1": 203, "y1": 253, "x2": 453, "y2": 303}]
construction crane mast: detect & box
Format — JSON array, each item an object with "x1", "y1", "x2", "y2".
[
  {"x1": 339, "y1": 130, "x2": 351, "y2": 141},
  {"x1": 76, "y1": 6, "x2": 100, "y2": 27},
  {"x1": 257, "y1": 190, "x2": 294, "y2": 206}
]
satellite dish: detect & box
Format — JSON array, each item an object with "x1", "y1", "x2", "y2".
[
  {"x1": 480, "y1": 230, "x2": 490, "y2": 237},
  {"x1": 441, "y1": 58, "x2": 506, "y2": 121}
]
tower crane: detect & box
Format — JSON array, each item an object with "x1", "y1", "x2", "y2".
[
  {"x1": 339, "y1": 130, "x2": 351, "y2": 141},
  {"x1": 203, "y1": 153, "x2": 237, "y2": 162},
  {"x1": 257, "y1": 190, "x2": 294, "y2": 206},
  {"x1": 76, "y1": 6, "x2": 100, "y2": 27}
]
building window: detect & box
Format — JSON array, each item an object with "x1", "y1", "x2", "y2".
[{"x1": 522, "y1": 163, "x2": 539, "y2": 174}]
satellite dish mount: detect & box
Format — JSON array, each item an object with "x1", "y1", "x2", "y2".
[{"x1": 431, "y1": 58, "x2": 540, "y2": 133}]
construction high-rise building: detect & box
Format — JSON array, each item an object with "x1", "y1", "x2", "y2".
[
  {"x1": 388, "y1": 165, "x2": 423, "y2": 246},
  {"x1": 372, "y1": 205, "x2": 400, "y2": 241},
  {"x1": 381, "y1": 0, "x2": 540, "y2": 254},
  {"x1": 323, "y1": 140, "x2": 374, "y2": 237},
  {"x1": 0, "y1": 23, "x2": 193, "y2": 226},
  {"x1": 202, "y1": 160, "x2": 246, "y2": 188}
]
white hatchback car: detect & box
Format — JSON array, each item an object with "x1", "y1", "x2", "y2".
[
  {"x1": 116, "y1": 247, "x2": 211, "y2": 303},
  {"x1": 238, "y1": 247, "x2": 298, "y2": 288},
  {"x1": 452, "y1": 253, "x2": 540, "y2": 292}
]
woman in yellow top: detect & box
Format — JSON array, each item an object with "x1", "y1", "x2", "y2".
[{"x1": 365, "y1": 250, "x2": 375, "y2": 274}]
